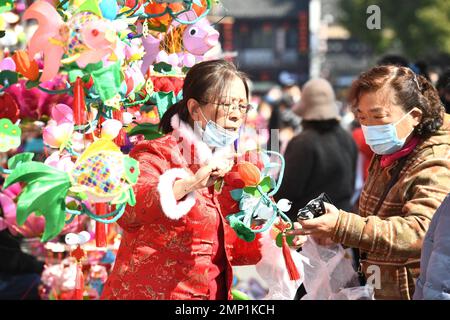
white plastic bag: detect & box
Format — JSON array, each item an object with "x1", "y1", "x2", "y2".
[
  {"x1": 300, "y1": 237, "x2": 375, "y2": 300},
  {"x1": 254, "y1": 230, "x2": 309, "y2": 300}
]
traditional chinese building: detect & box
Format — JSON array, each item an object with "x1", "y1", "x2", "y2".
[{"x1": 211, "y1": 0, "x2": 310, "y2": 89}]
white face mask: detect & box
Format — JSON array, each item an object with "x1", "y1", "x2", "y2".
[
  {"x1": 361, "y1": 109, "x2": 414, "y2": 155},
  {"x1": 195, "y1": 109, "x2": 239, "y2": 148}
]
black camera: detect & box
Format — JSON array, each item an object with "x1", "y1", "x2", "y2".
[{"x1": 297, "y1": 193, "x2": 333, "y2": 220}]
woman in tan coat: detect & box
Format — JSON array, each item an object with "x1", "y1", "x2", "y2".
[{"x1": 292, "y1": 65, "x2": 450, "y2": 300}]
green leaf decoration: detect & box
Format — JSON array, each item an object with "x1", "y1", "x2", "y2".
[
  {"x1": 153, "y1": 62, "x2": 174, "y2": 74},
  {"x1": 0, "y1": 70, "x2": 18, "y2": 87},
  {"x1": 242, "y1": 176, "x2": 274, "y2": 197},
  {"x1": 91, "y1": 61, "x2": 121, "y2": 102},
  {"x1": 152, "y1": 91, "x2": 177, "y2": 119},
  {"x1": 84, "y1": 61, "x2": 103, "y2": 73},
  {"x1": 73, "y1": 0, "x2": 103, "y2": 16},
  {"x1": 4, "y1": 161, "x2": 71, "y2": 242},
  {"x1": 7, "y1": 152, "x2": 34, "y2": 170},
  {"x1": 25, "y1": 80, "x2": 40, "y2": 89},
  {"x1": 65, "y1": 60, "x2": 103, "y2": 84},
  {"x1": 127, "y1": 188, "x2": 136, "y2": 206},
  {"x1": 275, "y1": 232, "x2": 295, "y2": 248},
  {"x1": 127, "y1": 123, "x2": 164, "y2": 140},
  {"x1": 243, "y1": 186, "x2": 260, "y2": 197},
  {"x1": 68, "y1": 69, "x2": 85, "y2": 83},
  {"x1": 0, "y1": 1, "x2": 13, "y2": 14},
  {"x1": 259, "y1": 176, "x2": 273, "y2": 193},
  {"x1": 81, "y1": 74, "x2": 91, "y2": 83},
  {"x1": 228, "y1": 215, "x2": 256, "y2": 242}
]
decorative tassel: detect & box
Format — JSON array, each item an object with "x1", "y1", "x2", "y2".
[
  {"x1": 94, "y1": 115, "x2": 105, "y2": 139},
  {"x1": 281, "y1": 234, "x2": 300, "y2": 281},
  {"x1": 113, "y1": 110, "x2": 126, "y2": 147},
  {"x1": 95, "y1": 203, "x2": 107, "y2": 247},
  {"x1": 74, "y1": 262, "x2": 84, "y2": 300},
  {"x1": 73, "y1": 77, "x2": 86, "y2": 127}
]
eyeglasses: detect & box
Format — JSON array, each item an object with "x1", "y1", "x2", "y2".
[{"x1": 200, "y1": 100, "x2": 252, "y2": 114}]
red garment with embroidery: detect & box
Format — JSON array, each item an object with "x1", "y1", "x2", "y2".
[
  {"x1": 207, "y1": 194, "x2": 227, "y2": 300},
  {"x1": 101, "y1": 133, "x2": 262, "y2": 300}
]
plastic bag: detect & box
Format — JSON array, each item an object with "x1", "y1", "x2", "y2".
[
  {"x1": 330, "y1": 285, "x2": 375, "y2": 300},
  {"x1": 255, "y1": 230, "x2": 309, "y2": 300},
  {"x1": 300, "y1": 237, "x2": 374, "y2": 300}
]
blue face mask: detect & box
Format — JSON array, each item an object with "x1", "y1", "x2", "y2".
[
  {"x1": 194, "y1": 110, "x2": 240, "y2": 148},
  {"x1": 361, "y1": 110, "x2": 414, "y2": 155}
]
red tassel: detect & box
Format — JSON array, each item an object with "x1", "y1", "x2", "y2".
[
  {"x1": 282, "y1": 234, "x2": 300, "y2": 281},
  {"x1": 113, "y1": 110, "x2": 126, "y2": 147},
  {"x1": 74, "y1": 263, "x2": 84, "y2": 300},
  {"x1": 73, "y1": 77, "x2": 86, "y2": 126},
  {"x1": 95, "y1": 203, "x2": 107, "y2": 248}
]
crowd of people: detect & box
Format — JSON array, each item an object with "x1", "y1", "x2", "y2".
[{"x1": 1, "y1": 55, "x2": 450, "y2": 300}]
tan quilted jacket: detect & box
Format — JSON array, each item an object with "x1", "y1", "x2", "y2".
[{"x1": 332, "y1": 114, "x2": 450, "y2": 300}]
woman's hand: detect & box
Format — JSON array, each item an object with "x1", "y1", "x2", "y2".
[
  {"x1": 289, "y1": 222, "x2": 308, "y2": 250},
  {"x1": 288, "y1": 202, "x2": 340, "y2": 240},
  {"x1": 173, "y1": 156, "x2": 234, "y2": 200}
]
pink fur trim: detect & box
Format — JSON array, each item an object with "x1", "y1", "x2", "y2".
[{"x1": 170, "y1": 114, "x2": 212, "y2": 165}]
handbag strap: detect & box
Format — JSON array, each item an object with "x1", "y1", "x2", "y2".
[
  {"x1": 359, "y1": 156, "x2": 409, "y2": 264},
  {"x1": 372, "y1": 156, "x2": 409, "y2": 216}
]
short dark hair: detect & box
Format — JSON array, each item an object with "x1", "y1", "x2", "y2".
[{"x1": 348, "y1": 65, "x2": 445, "y2": 137}]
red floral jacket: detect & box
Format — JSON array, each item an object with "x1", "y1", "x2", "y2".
[{"x1": 101, "y1": 119, "x2": 262, "y2": 300}]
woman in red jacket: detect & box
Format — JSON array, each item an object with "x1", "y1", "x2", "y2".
[{"x1": 102, "y1": 60, "x2": 303, "y2": 300}]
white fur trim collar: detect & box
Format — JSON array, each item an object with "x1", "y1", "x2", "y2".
[{"x1": 157, "y1": 168, "x2": 196, "y2": 220}]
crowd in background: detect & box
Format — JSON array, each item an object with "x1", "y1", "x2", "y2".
[{"x1": 1, "y1": 52, "x2": 450, "y2": 300}]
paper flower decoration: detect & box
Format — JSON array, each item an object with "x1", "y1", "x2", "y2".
[
  {"x1": 43, "y1": 104, "x2": 74, "y2": 149},
  {"x1": 0, "y1": 118, "x2": 21, "y2": 152},
  {"x1": 44, "y1": 152, "x2": 75, "y2": 173},
  {"x1": 5, "y1": 76, "x2": 74, "y2": 120},
  {"x1": 0, "y1": 57, "x2": 16, "y2": 71}
]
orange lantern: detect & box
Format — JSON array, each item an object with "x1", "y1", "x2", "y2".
[
  {"x1": 235, "y1": 161, "x2": 261, "y2": 187},
  {"x1": 144, "y1": 2, "x2": 184, "y2": 28}
]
